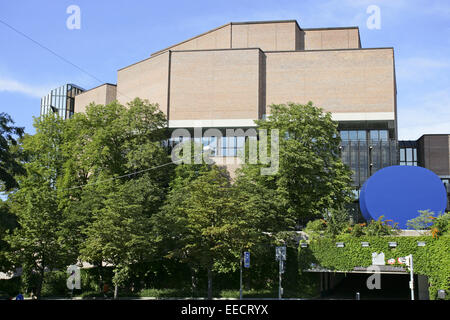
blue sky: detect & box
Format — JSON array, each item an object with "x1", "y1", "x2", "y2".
[{"x1": 0, "y1": 0, "x2": 449, "y2": 140}]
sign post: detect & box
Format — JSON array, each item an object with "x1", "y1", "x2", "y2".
[
  {"x1": 240, "y1": 251, "x2": 250, "y2": 300},
  {"x1": 398, "y1": 254, "x2": 414, "y2": 300},
  {"x1": 275, "y1": 246, "x2": 286, "y2": 300},
  {"x1": 407, "y1": 254, "x2": 414, "y2": 300}
]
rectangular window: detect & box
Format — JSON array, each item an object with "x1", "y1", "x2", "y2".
[
  {"x1": 370, "y1": 130, "x2": 379, "y2": 141},
  {"x1": 379, "y1": 130, "x2": 388, "y2": 141},
  {"x1": 349, "y1": 131, "x2": 358, "y2": 141},
  {"x1": 406, "y1": 148, "x2": 413, "y2": 162},
  {"x1": 357, "y1": 130, "x2": 367, "y2": 141},
  {"x1": 400, "y1": 149, "x2": 406, "y2": 161}
]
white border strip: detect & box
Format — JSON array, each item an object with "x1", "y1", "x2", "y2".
[
  {"x1": 331, "y1": 112, "x2": 395, "y2": 121},
  {"x1": 168, "y1": 113, "x2": 395, "y2": 128},
  {"x1": 169, "y1": 119, "x2": 257, "y2": 128}
]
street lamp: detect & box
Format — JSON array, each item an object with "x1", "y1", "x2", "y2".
[
  {"x1": 361, "y1": 242, "x2": 370, "y2": 247},
  {"x1": 388, "y1": 242, "x2": 397, "y2": 248}
]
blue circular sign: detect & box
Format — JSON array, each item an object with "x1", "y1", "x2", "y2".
[{"x1": 359, "y1": 166, "x2": 447, "y2": 229}]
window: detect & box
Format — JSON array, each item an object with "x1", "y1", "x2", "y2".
[
  {"x1": 349, "y1": 131, "x2": 358, "y2": 141},
  {"x1": 370, "y1": 130, "x2": 379, "y2": 141},
  {"x1": 370, "y1": 130, "x2": 388, "y2": 141},
  {"x1": 399, "y1": 147, "x2": 417, "y2": 166}
]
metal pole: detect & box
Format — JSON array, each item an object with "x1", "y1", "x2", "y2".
[
  {"x1": 278, "y1": 259, "x2": 282, "y2": 300},
  {"x1": 409, "y1": 254, "x2": 414, "y2": 300},
  {"x1": 240, "y1": 252, "x2": 243, "y2": 300}
]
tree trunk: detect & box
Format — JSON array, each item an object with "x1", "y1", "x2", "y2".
[
  {"x1": 207, "y1": 267, "x2": 213, "y2": 300},
  {"x1": 36, "y1": 268, "x2": 45, "y2": 299},
  {"x1": 190, "y1": 267, "x2": 197, "y2": 297},
  {"x1": 97, "y1": 261, "x2": 104, "y2": 294},
  {"x1": 114, "y1": 269, "x2": 118, "y2": 299}
]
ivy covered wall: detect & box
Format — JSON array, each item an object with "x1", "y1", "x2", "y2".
[{"x1": 298, "y1": 235, "x2": 450, "y2": 300}]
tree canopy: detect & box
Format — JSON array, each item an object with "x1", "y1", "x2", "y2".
[
  {"x1": 0, "y1": 112, "x2": 24, "y2": 191},
  {"x1": 236, "y1": 102, "x2": 353, "y2": 226}
]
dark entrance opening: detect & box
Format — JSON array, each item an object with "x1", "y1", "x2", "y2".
[{"x1": 322, "y1": 273, "x2": 418, "y2": 300}]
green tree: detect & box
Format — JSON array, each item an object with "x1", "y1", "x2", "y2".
[
  {"x1": 0, "y1": 112, "x2": 24, "y2": 191},
  {"x1": 0, "y1": 200, "x2": 17, "y2": 272},
  {"x1": 154, "y1": 164, "x2": 257, "y2": 299},
  {"x1": 80, "y1": 180, "x2": 155, "y2": 299},
  {"x1": 238, "y1": 102, "x2": 353, "y2": 226},
  {"x1": 75, "y1": 98, "x2": 171, "y2": 297},
  {"x1": 407, "y1": 210, "x2": 437, "y2": 230},
  {"x1": 5, "y1": 115, "x2": 75, "y2": 298}
]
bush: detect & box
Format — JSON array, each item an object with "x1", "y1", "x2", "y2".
[
  {"x1": 407, "y1": 210, "x2": 436, "y2": 230},
  {"x1": 364, "y1": 216, "x2": 399, "y2": 236},
  {"x1": 0, "y1": 277, "x2": 21, "y2": 297},
  {"x1": 41, "y1": 271, "x2": 70, "y2": 297}
]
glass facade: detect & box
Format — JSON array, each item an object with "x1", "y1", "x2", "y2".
[
  {"x1": 40, "y1": 84, "x2": 84, "y2": 119},
  {"x1": 168, "y1": 128, "x2": 398, "y2": 190},
  {"x1": 340, "y1": 129, "x2": 398, "y2": 188},
  {"x1": 398, "y1": 141, "x2": 418, "y2": 166},
  {"x1": 168, "y1": 134, "x2": 247, "y2": 157}
]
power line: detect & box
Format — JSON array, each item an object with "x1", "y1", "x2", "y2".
[
  {"x1": 0, "y1": 18, "x2": 104, "y2": 85},
  {"x1": 0, "y1": 18, "x2": 133, "y2": 101},
  {"x1": 63, "y1": 159, "x2": 183, "y2": 191}
]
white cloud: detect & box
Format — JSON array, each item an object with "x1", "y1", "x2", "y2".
[
  {"x1": 396, "y1": 57, "x2": 450, "y2": 83},
  {"x1": 398, "y1": 88, "x2": 450, "y2": 140},
  {"x1": 0, "y1": 77, "x2": 55, "y2": 98}
]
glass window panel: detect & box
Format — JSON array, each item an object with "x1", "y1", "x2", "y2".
[
  {"x1": 382, "y1": 141, "x2": 390, "y2": 168},
  {"x1": 349, "y1": 131, "x2": 358, "y2": 141},
  {"x1": 370, "y1": 130, "x2": 379, "y2": 141},
  {"x1": 340, "y1": 131, "x2": 349, "y2": 140},
  {"x1": 237, "y1": 137, "x2": 245, "y2": 147},
  {"x1": 379, "y1": 130, "x2": 388, "y2": 141},
  {"x1": 413, "y1": 148, "x2": 417, "y2": 162},
  {"x1": 400, "y1": 149, "x2": 406, "y2": 161},
  {"x1": 358, "y1": 130, "x2": 367, "y2": 140},
  {"x1": 406, "y1": 148, "x2": 413, "y2": 161},
  {"x1": 228, "y1": 136, "x2": 236, "y2": 149}
]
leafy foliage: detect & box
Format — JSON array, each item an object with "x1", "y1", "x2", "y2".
[
  {"x1": 407, "y1": 210, "x2": 450, "y2": 238},
  {"x1": 73, "y1": 99, "x2": 171, "y2": 298},
  {"x1": 0, "y1": 112, "x2": 24, "y2": 191},
  {"x1": 238, "y1": 102, "x2": 353, "y2": 226},
  {"x1": 5, "y1": 114, "x2": 75, "y2": 298}
]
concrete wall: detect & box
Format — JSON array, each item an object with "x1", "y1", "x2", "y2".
[
  {"x1": 152, "y1": 24, "x2": 232, "y2": 56},
  {"x1": 303, "y1": 28, "x2": 361, "y2": 50},
  {"x1": 152, "y1": 21, "x2": 302, "y2": 56},
  {"x1": 265, "y1": 48, "x2": 395, "y2": 116},
  {"x1": 169, "y1": 49, "x2": 262, "y2": 121},
  {"x1": 117, "y1": 52, "x2": 170, "y2": 113},
  {"x1": 77, "y1": 21, "x2": 395, "y2": 128},
  {"x1": 231, "y1": 21, "x2": 298, "y2": 51},
  {"x1": 74, "y1": 84, "x2": 117, "y2": 113}
]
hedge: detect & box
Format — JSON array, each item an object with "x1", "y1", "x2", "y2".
[{"x1": 298, "y1": 235, "x2": 450, "y2": 299}]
